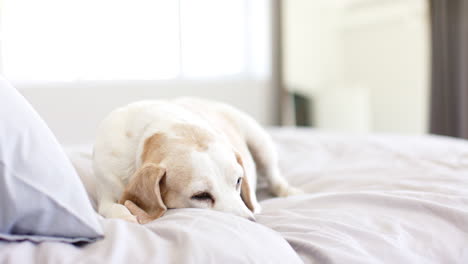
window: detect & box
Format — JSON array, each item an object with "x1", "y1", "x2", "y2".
[{"x1": 0, "y1": 0, "x2": 270, "y2": 82}]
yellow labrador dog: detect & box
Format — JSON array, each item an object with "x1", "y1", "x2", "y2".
[{"x1": 93, "y1": 98, "x2": 301, "y2": 224}]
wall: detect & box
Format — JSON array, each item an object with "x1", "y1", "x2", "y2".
[
  {"x1": 282, "y1": 0, "x2": 342, "y2": 95},
  {"x1": 340, "y1": 0, "x2": 430, "y2": 134},
  {"x1": 17, "y1": 80, "x2": 276, "y2": 145},
  {"x1": 282, "y1": 0, "x2": 430, "y2": 134}
]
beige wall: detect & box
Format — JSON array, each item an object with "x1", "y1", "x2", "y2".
[
  {"x1": 17, "y1": 80, "x2": 276, "y2": 145},
  {"x1": 282, "y1": 0, "x2": 430, "y2": 134}
]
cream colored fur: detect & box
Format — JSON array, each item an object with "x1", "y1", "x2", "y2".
[{"x1": 93, "y1": 98, "x2": 301, "y2": 224}]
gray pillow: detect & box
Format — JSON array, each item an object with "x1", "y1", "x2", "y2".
[{"x1": 0, "y1": 77, "x2": 103, "y2": 243}]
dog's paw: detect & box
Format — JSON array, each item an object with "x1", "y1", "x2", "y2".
[
  {"x1": 283, "y1": 186, "x2": 304, "y2": 196},
  {"x1": 251, "y1": 201, "x2": 262, "y2": 214},
  {"x1": 121, "y1": 214, "x2": 139, "y2": 224},
  {"x1": 272, "y1": 183, "x2": 304, "y2": 197},
  {"x1": 109, "y1": 203, "x2": 138, "y2": 223}
]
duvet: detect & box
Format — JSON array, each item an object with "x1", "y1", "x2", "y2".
[{"x1": 1, "y1": 128, "x2": 467, "y2": 263}]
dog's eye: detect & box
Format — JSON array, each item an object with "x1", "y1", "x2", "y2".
[
  {"x1": 236, "y1": 177, "x2": 242, "y2": 189},
  {"x1": 191, "y1": 192, "x2": 214, "y2": 202}
]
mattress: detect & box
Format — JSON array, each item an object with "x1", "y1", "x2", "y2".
[{"x1": 1, "y1": 128, "x2": 468, "y2": 263}]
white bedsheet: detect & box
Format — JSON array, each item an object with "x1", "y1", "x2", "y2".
[
  {"x1": 2, "y1": 128, "x2": 468, "y2": 263},
  {"x1": 0, "y1": 209, "x2": 302, "y2": 264},
  {"x1": 261, "y1": 128, "x2": 468, "y2": 263}
]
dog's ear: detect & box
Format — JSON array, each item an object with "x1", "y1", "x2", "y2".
[
  {"x1": 235, "y1": 152, "x2": 256, "y2": 212},
  {"x1": 119, "y1": 163, "x2": 167, "y2": 224}
]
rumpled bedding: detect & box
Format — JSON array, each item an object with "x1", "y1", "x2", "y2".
[
  {"x1": 264, "y1": 128, "x2": 468, "y2": 263},
  {"x1": 1, "y1": 128, "x2": 468, "y2": 263},
  {"x1": 0, "y1": 209, "x2": 302, "y2": 263}
]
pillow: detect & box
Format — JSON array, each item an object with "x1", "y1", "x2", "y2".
[
  {"x1": 66, "y1": 148, "x2": 98, "y2": 210},
  {"x1": 0, "y1": 77, "x2": 103, "y2": 243}
]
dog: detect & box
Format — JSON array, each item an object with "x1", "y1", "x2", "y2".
[{"x1": 93, "y1": 98, "x2": 301, "y2": 224}]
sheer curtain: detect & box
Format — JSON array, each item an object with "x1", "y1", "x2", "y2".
[{"x1": 0, "y1": 0, "x2": 270, "y2": 82}]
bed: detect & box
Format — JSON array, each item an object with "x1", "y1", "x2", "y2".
[{"x1": 2, "y1": 126, "x2": 467, "y2": 263}]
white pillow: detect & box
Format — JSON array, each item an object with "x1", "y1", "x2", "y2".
[{"x1": 0, "y1": 77, "x2": 103, "y2": 243}]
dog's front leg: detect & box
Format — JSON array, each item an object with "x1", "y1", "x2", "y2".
[{"x1": 99, "y1": 199, "x2": 138, "y2": 223}]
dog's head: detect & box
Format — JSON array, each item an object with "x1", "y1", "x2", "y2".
[{"x1": 119, "y1": 125, "x2": 256, "y2": 224}]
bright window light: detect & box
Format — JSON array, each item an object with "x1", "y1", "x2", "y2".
[
  {"x1": 180, "y1": 0, "x2": 246, "y2": 77},
  {"x1": 0, "y1": 0, "x2": 270, "y2": 82}
]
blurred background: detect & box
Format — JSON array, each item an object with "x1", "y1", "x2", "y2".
[
  {"x1": 282, "y1": 0, "x2": 428, "y2": 134},
  {"x1": 0, "y1": 0, "x2": 464, "y2": 144}
]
